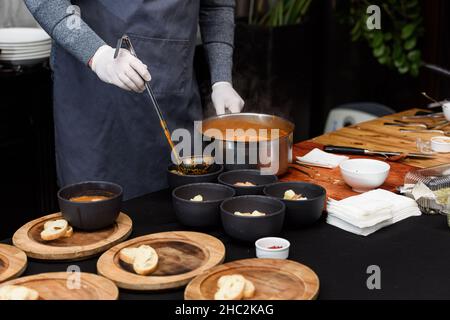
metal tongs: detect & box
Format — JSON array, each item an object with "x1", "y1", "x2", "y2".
[{"x1": 114, "y1": 35, "x2": 212, "y2": 175}]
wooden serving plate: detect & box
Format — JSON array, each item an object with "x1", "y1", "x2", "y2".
[
  {"x1": 0, "y1": 244, "x2": 27, "y2": 283},
  {"x1": 184, "y1": 258, "x2": 319, "y2": 300},
  {"x1": 97, "y1": 231, "x2": 225, "y2": 291},
  {"x1": 12, "y1": 212, "x2": 132, "y2": 261},
  {"x1": 0, "y1": 272, "x2": 118, "y2": 300}
]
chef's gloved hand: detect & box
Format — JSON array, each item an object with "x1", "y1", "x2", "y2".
[
  {"x1": 211, "y1": 82, "x2": 245, "y2": 115},
  {"x1": 90, "y1": 45, "x2": 151, "y2": 93}
]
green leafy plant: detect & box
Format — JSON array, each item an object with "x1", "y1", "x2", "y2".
[
  {"x1": 343, "y1": 0, "x2": 423, "y2": 76},
  {"x1": 249, "y1": 0, "x2": 312, "y2": 26},
  {"x1": 246, "y1": 0, "x2": 424, "y2": 76}
]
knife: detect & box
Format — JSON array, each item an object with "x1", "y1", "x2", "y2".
[
  {"x1": 384, "y1": 122, "x2": 428, "y2": 128},
  {"x1": 402, "y1": 112, "x2": 444, "y2": 120},
  {"x1": 384, "y1": 120, "x2": 448, "y2": 130},
  {"x1": 323, "y1": 145, "x2": 435, "y2": 159}
]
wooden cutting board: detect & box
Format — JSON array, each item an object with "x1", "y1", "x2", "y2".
[
  {"x1": 184, "y1": 258, "x2": 319, "y2": 300},
  {"x1": 279, "y1": 141, "x2": 416, "y2": 200},
  {"x1": 0, "y1": 272, "x2": 118, "y2": 300},
  {"x1": 13, "y1": 212, "x2": 132, "y2": 261},
  {"x1": 0, "y1": 244, "x2": 27, "y2": 283},
  {"x1": 97, "y1": 231, "x2": 225, "y2": 291},
  {"x1": 312, "y1": 108, "x2": 450, "y2": 168}
]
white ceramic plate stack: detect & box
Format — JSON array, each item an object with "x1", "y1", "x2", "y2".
[{"x1": 0, "y1": 28, "x2": 51, "y2": 65}]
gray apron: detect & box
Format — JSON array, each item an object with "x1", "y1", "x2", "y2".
[{"x1": 52, "y1": 0, "x2": 202, "y2": 199}]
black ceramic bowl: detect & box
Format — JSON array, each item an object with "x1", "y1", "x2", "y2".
[
  {"x1": 218, "y1": 169, "x2": 278, "y2": 195},
  {"x1": 172, "y1": 183, "x2": 235, "y2": 227},
  {"x1": 57, "y1": 181, "x2": 123, "y2": 231},
  {"x1": 263, "y1": 182, "x2": 326, "y2": 227},
  {"x1": 167, "y1": 163, "x2": 224, "y2": 189},
  {"x1": 220, "y1": 195, "x2": 285, "y2": 242}
]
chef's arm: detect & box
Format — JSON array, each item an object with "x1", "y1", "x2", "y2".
[
  {"x1": 24, "y1": 0, "x2": 105, "y2": 66},
  {"x1": 199, "y1": 0, "x2": 244, "y2": 114},
  {"x1": 24, "y1": 0, "x2": 151, "y2": 92},
  {"x1": 199, "y1": 0, "x2": 235, "y2": 84}
]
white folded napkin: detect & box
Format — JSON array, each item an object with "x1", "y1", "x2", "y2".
[
  {"x1": 326, "y1": 189, "x2": 422, "y2": 236},
  {"x1": 296, "y1": 148, "x2": 349, "y2": 168},
  {"x1": 327, "y1": 214, "x2": 393, "y2": 236},
  {"x1": 327, "y1": 201, "x2": 392, "y2": 228}
]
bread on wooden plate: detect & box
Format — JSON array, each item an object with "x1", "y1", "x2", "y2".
[
  {"x1": 0, "y1": 285, "x2": 39, "y2": 300},
  {"x1": 215, "y1": 274, "x2": 255, "y2": 300},
  {"x1": 119, "y1": 247, "x2": 140, "y2": 264},
  {"x1": 242, "y1": 278, "x2": 255, "y2": 298},
  {"x1": 63, "y1": 226, "x2": 73, "y2": 238},
  {"x1": 119, "y1": 245, "x2": 158, "y2": 275},
  {"x1": 133, "y1": 245, "x2": 159, "y2": 275},
  {"x1": 40, "y1": 219, "x2": 69, "y2": 241}
]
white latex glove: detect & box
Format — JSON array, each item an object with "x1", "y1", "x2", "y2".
[
  {"x1": 211, "y1": 82, "x2": 245, "y2": 115},
  {"x1": 90, "y1": 45, "x2": 151, "y2": 93}
]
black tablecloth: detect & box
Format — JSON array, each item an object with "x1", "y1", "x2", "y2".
[{"x1": 2, "y1": 189, "x2": 450, "y2": 299}]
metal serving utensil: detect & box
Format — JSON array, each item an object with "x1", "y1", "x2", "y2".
[
  {"x1": 114, "y1": 35, "x2": 212, "y2": 175},
  {"x1": 421, "y1": 92, "x2": 449, "y2": 109},
  {"x1": 384, "y1": 119, "x2": 448, "y2": 130},
  {"x1": 402, "y1": 112, "x2": 444, "y2": 120}
]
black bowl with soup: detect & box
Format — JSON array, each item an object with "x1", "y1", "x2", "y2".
[
  {"x1": 218, "y1": 169, "x2": 278, "y2": 195},
  {"x1": 57, "y1": 181, "x2": 123, "y2": 231},
  {"x1": 172, "y1": 183, "x2": 235, "y2": 227},
  {"x1": 263, "y1": 182, "x2": 326, "y2": 227},
  {"x1": 220, "y1": 195, "x2": 285, "y2": 242}
]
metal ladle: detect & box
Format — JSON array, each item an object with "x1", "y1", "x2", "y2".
[{"x1": 115, "y1": 35, "x2": 212, "y2": 175}]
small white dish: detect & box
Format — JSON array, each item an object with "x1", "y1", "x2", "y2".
[
  {"x1": 431, "y1": 136, "x2": 450, "y2": 153},
  {"x1": 339, "y1": 158, "x2": 390, "y2": 193},
  {"x1": 442, "y1": 102, "x2": 450, "y2": 122},
  {"x1": 255, "y1": 237, "x2": 290, "y2": 259}
]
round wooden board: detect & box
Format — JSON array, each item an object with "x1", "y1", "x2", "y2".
[
  {"x1": 12, "y1": 212, "x2": 132, "y2": 261},
  {"x1": 97, "y1": 231, "x2": 225, "y2": 291},
  {"x1": 0, "y1": 244, "x2": 27, "y2": 283},
  {"x1": 0, "y1": 272, "x2": 118, "y2": 300},
  {"x1": 184, "y1": 258, "x2": 320, "y2": 300}
]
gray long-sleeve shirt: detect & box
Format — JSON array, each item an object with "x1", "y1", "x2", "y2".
[{"x1": 24, "y1": 0, "x2": 235, "y2": 84}]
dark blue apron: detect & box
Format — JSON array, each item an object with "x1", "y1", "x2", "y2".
[{"x1": 52, "y1": 0, "x2": 202, "y2": 199}]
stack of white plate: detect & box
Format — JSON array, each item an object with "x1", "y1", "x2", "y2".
[{"x1": 0, "y1": 27, "x2": 51, "y2": 65}]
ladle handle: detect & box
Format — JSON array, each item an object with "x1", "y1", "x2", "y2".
[{"x1": 115, "y1": 35, "x2": 181, "y2": 165}]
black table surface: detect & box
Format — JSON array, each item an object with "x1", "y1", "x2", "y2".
[{"x1": 2, "y1": 189, "x2": 450, "y2": 300}]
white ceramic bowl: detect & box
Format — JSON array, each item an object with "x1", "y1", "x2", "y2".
[
  {"x1": 255, "y1": 237, "x2": 290, "y2": 259},
  {"x1": 339, "y1": 158, "x2": 390, "y2": 193},
  {"x1": 442, "y1": 102, "x2": 450, "y2": 122},
  {"x1": 431, "y1": 136, "x2": 450, "y2": 153}
]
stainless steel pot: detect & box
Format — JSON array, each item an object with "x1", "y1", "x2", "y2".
[{"x1": 201, "y1": 113, "x2": 294, "y2": 175}]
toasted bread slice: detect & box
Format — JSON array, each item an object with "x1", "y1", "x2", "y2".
[
  {"x1": 234, "y1": 181, "x2": 256, "y2": 187},
  {"x1": 133, "y1": 245, "x2": 158, "y2": 275},
  {"x1": 214, "y1": 275, "x2": 246, "y2": 300},
  {"x1": 119, "y1": 245, "x2": 158, "y2": 275},
  {"x1": 62, "y1": 226, "x2": 73, "y2": 238},
  {"x1": 0, "y1": 285, "x2": 39, "y2": 300},
  {"x1": 234, "y1": 210, "x2": 266, "y2": 217},
  {"x1": 190, "y1": 195, "x2": 203, "y2": 202},
  {"x1": 216, "y1": 275, "x2": 255, "y2": 299},
  {"x1": 119, "y1": 247, "x2": 140, "y2": 264},
  {"x1": 40, "y1": 219, "x2": 68, "y2": 241},
  {"x1": 243, "y1": 279, "x2": 255, "y2": 298}
]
